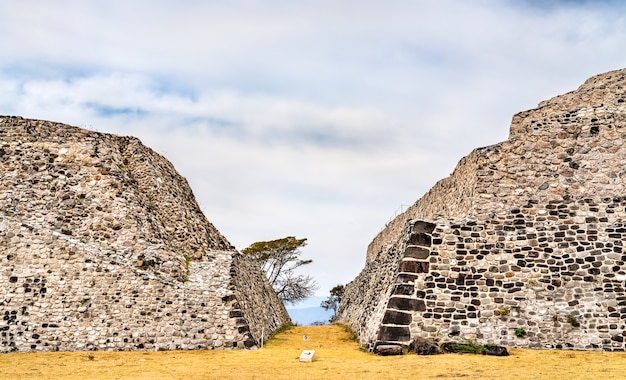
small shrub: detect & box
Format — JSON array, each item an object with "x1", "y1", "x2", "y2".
[
  {"x1": 87, "y1": 355, "x2": 95, "y2": 361},
  {"x1": 566, "y1": 314, "x2": 580, "y2": 327},
  {"x1": 441, "y1": 341, "x2": 509, "y2": 356},
  {"x1": 442, "y1": 341, "x2": 485, "y2": 355},
  {"x1": 179, "y1": 254, "x2": 192, "y2": 283},
  {"x1": 515, "y1": 327, "x2": 526, "y2": 338},
  {"x1": 272, "y1": 324, "x2": 294, "y2": 336},
  {"x1": 137, "y1": 254, "x2": 158, "y2": 270},
  {"x1": 494, "y1": 307, "x2": 510, "y2": 317}
]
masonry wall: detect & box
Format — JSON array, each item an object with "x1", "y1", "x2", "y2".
[
  {"x1": 377, "y1": 197, "x2": 626, "y2": 351},
  {"x1": 0, "y1": 216, "x2": 243, "y2": 351},
  {"x1": 367, "y1": 69, "x2": 626, "y2": 264},
  {"x1": 229, "y1": 253, "x2": 291, "y2": 345},
  {"x1": 340, "y1": 68, "x2": 626, "y2": 351},
  {"x1": 0, "y1": 116, "x2": 290, "y2": 352},
  {"x1": 366, "y1": 150, "x2": 480, "y2": 262}
]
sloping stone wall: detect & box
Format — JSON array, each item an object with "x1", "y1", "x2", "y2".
[
  {"x1": 366, "y1": 151, "x2": 479, "y2": 262},
  {"x1": 339, "y1": 237, "x2": 403, "y2": 348},
  {"x1": 366, "y1": 69, "x2": 626, "y2": 263},
  {"x1": 0, "y1": 116, "x2": 290, "y2": 352},
  {"x1": 340, "y1": 68, "x2": 626, "y2": 351},
  {"x1": 229, "y1": 253, "x2": 291, "y2": 345}
]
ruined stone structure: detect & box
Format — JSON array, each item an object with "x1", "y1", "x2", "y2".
[
  {"x1": 0, "y1": 116, "x2": 290, "y2": 352},
  {"x1": 339, "y1": 68, "x2": 626, "y2": 351}
]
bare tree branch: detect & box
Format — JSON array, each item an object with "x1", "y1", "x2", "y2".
[{"x1": 242, "y1": 236, "x2": 318, "y2": 304}]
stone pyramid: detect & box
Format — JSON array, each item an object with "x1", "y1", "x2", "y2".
[
  {"x1": 340, "y1": 68, "x2": 626, "y2": 352},
  {"x1": 0, "y1": 116, "x2": 290, "y2": 352}
]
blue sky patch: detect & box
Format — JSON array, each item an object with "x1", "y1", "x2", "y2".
[{"x1": 84, "y1": 102, "x2": 147, "y2": 117}]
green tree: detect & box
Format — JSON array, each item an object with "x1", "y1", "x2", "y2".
[
  {"x1": 242, "y1": 236, "x2": 318, "y2": 304},
  {"x1": 321, "y1": 284, "x2": 344, "y2": 321}
]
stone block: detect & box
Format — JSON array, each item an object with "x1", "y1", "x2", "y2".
[
  {"x1": 377, "y1": 326, "x2": 411, "y2": 342},
  {"x1": 411, "y1": 337, "x2": 442, "y2": 355},
  {"x1": 392, "y1": 284, "x2": 414, "y2": 296},
  {"x1": 399, "y1": 260, "x2": 429, "y2": 273},
  {"x1": 387, "y1": 297, "x2": 426, "y2": 312},
  {"x1": 483, "y1": 345, "x2": 509, "y2": 356},
  {"x1": 397, "y1": 274, "x2": 419, "y2": 283},
  {"x1": 382, "y1": 310, "x2": 412, "y2": 325},
  {"x1": 403, "y1": 246, "x2": 430, "y2": 259},
  {"x1": 412, "y1": 221, "x2": 436, "y2": 234},
  {"x1": 299, "y1": 350, "x2": 315, "y2": 362},
  {"x1": 408, "y1": 233, "x2": 432, "y2": 247},
  {"x1": 375, "y1": 344, "x2": 402, "y2": 356}
]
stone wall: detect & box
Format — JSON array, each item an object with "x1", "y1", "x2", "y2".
[
  {"x1": 229, "y1": 252, "x2": 291, "y2": 344},
  {"x1": 366, "y1": 150, "x2": 480, "y2": 262},
  {"x1": 372, "y1": 200, "x2": 626, "y2": 351},
  {"x1": 340, "y1": 68, "x2": 626, "y2": 351},
  {"x1": 366, "y1": 69, "x2": 626, "y2": 263},
  {"x1": 0, "y1": 116, "x2": 290, "y2": 352}
]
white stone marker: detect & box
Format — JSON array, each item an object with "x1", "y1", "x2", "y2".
[{"x1": 299, "y1": 350, "x2": 315, "y2": 362}]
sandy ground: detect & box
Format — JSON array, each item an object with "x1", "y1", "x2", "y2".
[{"x1": 1, "y1": 324, "x2": 626, "y2": 379}]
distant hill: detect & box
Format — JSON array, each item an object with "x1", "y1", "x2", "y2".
[{"x1": 287, "y1": 296, "x2": 334, "y2": 325}]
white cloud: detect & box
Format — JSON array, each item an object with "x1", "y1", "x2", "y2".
[{"x1": 1, "y1": 0, "x2": 626, "y2": 296}]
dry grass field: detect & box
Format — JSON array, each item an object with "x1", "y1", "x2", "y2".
[{"x1": 1, "y1": 324, "x2": 626, "y2": 379}]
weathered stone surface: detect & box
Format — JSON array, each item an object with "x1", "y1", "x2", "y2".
[
  {"x1": 408, "y1": 233, "x2": 432, "y2": 246},
  {"x1": 411, "y1": 337, "x2": 442, "y2": 355},
  {"x1": 339, "y1": 68, "x2": 626, "y2": 352},
  {"x1": 377, "y1": 326, "x2": 411, "y2": 342},
  {"x1": 374, "y1": 344, "x2": 403, "y2": 356},
  {"x1": 0, "y1": 116, "x2": 290, "y2": 352},
  {"x1": 403, "y1": 245, "x2": 430, "y2": 259},
  {"x1": 392, "y1": 283, "x2": 415, "y2": 296},
  {"x1": 382, "y1": 310, "x2": 412, "y2": 325},
  {"x1": 387, "y1": 297, "x2": 426, "y2": 312},
  {"x1": 412, "y1": 221, "x2": 436, "y2": 234},
  {"x1": 484, "y1": 345, "x2": 509, "y2": 357},
  {"x1": 398, "y1": 260, "x2": 429, "y2": 273}
]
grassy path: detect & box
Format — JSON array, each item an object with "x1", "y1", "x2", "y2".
[{"x1": 2, "y1": 324, "x2": 626, "y2": 379}]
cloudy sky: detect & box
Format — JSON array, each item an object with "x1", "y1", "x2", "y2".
[{"x1": 1, "y1": 0, "x2": 625, "y2": 302}]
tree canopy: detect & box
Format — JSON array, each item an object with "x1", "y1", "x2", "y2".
[
  {"x1": 242, "y1": 236, "x2": 318, "y2": 304},
  {"x1": 321, "y1": 284, "x2": 344, "y2": 321}
]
